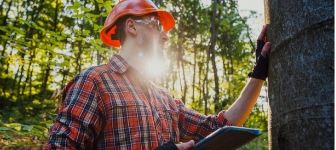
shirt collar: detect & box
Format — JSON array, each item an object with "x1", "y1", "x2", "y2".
[
  {"x1": 109, "y1": 54, "x2": 129, "y2": 74},
  {"x1": 108, "y1": 54, "x2": 156, "y2": 85}
]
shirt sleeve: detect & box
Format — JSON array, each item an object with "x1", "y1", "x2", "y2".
[
  {"x1": 45, "y1": 73, "x2": 104, "y2": 149},
  {"x1": 175, "y1": 100, "x2": 232, "y2": 142}
]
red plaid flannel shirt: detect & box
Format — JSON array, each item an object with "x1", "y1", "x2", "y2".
[{"x1": 45, "y1": 55, "x2": 232, "y2": 150}]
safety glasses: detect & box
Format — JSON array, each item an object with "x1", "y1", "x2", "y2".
[{"x1": 134, "y1": 16, "x2": 163, "y2": 32}]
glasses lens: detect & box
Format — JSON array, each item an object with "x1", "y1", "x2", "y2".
[
  {"x1": 152, "y1": 20, "x2": 162, "y2": 32},
  {"x1": 135, "y1": 17, "x2": 163, "y2": 32}
]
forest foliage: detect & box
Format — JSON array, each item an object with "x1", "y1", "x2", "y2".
[{"x1": 0, "y1": 0, "x2": 268, "y2": 148}]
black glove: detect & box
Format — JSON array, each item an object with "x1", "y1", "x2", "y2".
[
  {"x1": 155, "y1": 141, "x2": 178, "y2": 150},
  {"x1": 248, "y1": 40, "x2": 269, "y2": 80}
]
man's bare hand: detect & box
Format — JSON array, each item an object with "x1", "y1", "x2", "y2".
[{"x1": 176, "y1": 140, "x2": 195, "y2": 150}]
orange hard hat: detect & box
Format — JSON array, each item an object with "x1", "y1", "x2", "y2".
[{"x1": 100, "y1": 0, "x2": 175, "y2": 48}]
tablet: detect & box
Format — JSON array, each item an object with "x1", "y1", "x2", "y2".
[{"x1": 193, "y1": 126, "x2": 262, "y2": 150}]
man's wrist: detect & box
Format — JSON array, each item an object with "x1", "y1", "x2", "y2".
[
  {"x1": 249, "y1": 77, "x2": 266, "y2": 82},
  {"x1": 248, "y1": 55, "x2": 269, "y2": 80}
]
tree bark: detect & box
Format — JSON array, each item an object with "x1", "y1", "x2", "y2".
[
  {"x1": 0, "y1": 0, "x2": 13, "y2": 61},
  {"x1": 0, "y1": 0, "x2": 6, "y2": 16},
  {"x1": 198, "y1": 60, "x2": 203, "y2": 109},
  {"x1": 181, "y1": 58, "x2": 188, "y2": 104},
  {"x1": 41, "y1": 0, "x2": 58, "y2": 97},
  {"x1": 192, "y1": 40, "x2": 197, "y2": 103},
  {"x1": 1, "y1": 0, "x2": 13, "y2": 26},
  {"x1": 266, "y1": 0, "x2": 334, "y2": 149},
  {"x1": 203, "y1": 50, "x2": 210, "y2": 115},
  {"x1": 22, "y1": 42, "x2": 35, "y2": 96},
  {"x1": 209, "y1": 0, "x2": 220, "y2": 112}
]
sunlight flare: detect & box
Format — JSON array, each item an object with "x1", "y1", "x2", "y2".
[{"x1": 144, "y1": 57, "x2": 169, "y2": 78}]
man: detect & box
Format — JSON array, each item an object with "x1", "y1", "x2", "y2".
[{"x1": 45, "y1": 0, "x2": 271, "y2": 149}]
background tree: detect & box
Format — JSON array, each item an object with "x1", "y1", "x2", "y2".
[{"x1": 265, "y1": 0, "x2": 334, "y2": 149}]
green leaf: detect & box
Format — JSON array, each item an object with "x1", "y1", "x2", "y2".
[
  {"x1": 0, "y1": 127, "x2": 11, "y2": 131},
  {"x1": 82, "y1": 7, "x2": 91, "y2": 12},
  {"x1": 22, "y1": 125, "x2": 34, "y2": 132},
  {"x1": 4, "y1": 123, "x2": 22, "y2": 131},
  {"x1": 32, "y1": 100, "x2": 41, "y2": 105}
]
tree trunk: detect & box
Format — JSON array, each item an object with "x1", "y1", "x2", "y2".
[
  {"x1": 181, "y1": 60, "x2": 187, "y2": 103},
  {"x1": 16, "y1": 63, "x2": 25, "y2": 97},
  {"x1": 41, "y1": 0, "x2": 58, "y2": 97},
  {"x1": 1, "y1": 0, "x2": 13, "y2": 26},
  {"x1": 0, "y1": 0, "x2": 6, "y2": 16},
  {"x1": 0, "y1": 0, "x2": 13, "y2": 62},
  {"x1": 265, "y1": 0, "x2": 334, "y2": 149},
  {"x1": 209, "y1": 0, "x2": 220, "y2": 112},
  {"x1": 198, "y1": 60, "x2": 203, "y2": 109},
  {"x1": 192, "y1": 40, "x2": 197, "y2": 103},
  {"x1": 22, "y1": 43, "x2": 35, "y2": 96},
  {"x1": 203, "y1": 59, "x2": 209, "y2": 115}
]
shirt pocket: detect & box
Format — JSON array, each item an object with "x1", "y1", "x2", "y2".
[
  {"x1": 107, "y1": 97, "x2": 154, "y2": 146},
  {"x1": 104, "y1": 91, "x2": 150, "y2": 119},
  {"x1": 158, "y1": 104, "x2": 179, "y2": 142}
]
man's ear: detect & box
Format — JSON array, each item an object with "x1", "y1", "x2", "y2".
[{"x1": 125, "y1": 18, "x2": 137, "y2": 36}]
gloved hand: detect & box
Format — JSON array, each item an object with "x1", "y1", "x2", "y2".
[{"x1": 249, "y1": 25, "x2": 271, "y2": 80}]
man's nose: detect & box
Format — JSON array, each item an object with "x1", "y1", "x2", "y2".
[{"x1": 160, "y1": 31, "x2": 168, "y2": 43}]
